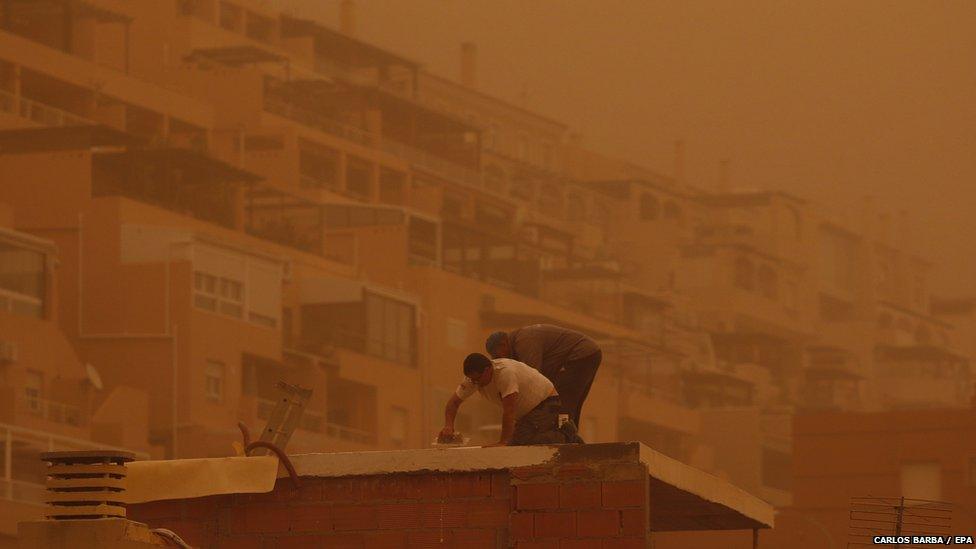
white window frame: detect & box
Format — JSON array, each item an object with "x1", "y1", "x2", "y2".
[{"x1": 204, "y1": 360, "x2": 225, "y2": 403}]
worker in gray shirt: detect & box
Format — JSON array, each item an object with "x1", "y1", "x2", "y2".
[{"x1": 485, "y1": 324, "x2": 601, "y2": 433}]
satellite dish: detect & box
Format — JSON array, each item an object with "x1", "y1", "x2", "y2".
[{"x1": 85, "y1": 363, "x2": 103, "y2": 391}]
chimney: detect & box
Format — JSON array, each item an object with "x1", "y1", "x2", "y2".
[
  {"x1": 673, "y1": 140, "x2": 685, "y2": 184},
  {"x1": 340, "y1": 0, "x2": 356, "y2": 37},
  {"x1": 460, "y1": 42, "x2": 477, "y2": 88},
  {"x1": 718, "y1": 159, "x2": 730, "y2": 192}
]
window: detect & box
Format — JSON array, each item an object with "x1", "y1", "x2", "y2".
[
  {"x1": 194, "y1": 272, "x2": 243, "y2": 318},
  {"x1": 446, "y1": 318, "x2": 467, "y2": 350},
  {"x1": 900, "y1": 462, "x2": 942, "y2": 501},
  {"x1": 218, "y1": 2, "x2": 242, "y2": 31},
  {"x1": 365, "y1": 293, "x2": 416, "y2": 366},
  {"x1": 219, "y1": 278, "x2": 243, "y2": 317},
  {"x1": 734, "y1": 257, "x2": 754, "y2": 291},
  {"x1": 346, "y1": 157, "x2": 373, "y2": 198},
  {"x1": 390, "y1": 407, "x2": 408, "y2": 446},
  {"x1": 0, "y1": 242, "x2": 45, "y2": 318},
  {"x1": 639, "y1": 194, "x2": 660, "y2": 221},
  {"x1": 379, "y1": 169, "x2": 406, "y2": 204},
  {"x1": 205, "y1": 361, "x2": 224, "y2": 403},
  {"x1": 757, "y1": 265, "x2": 778, "y2": 299},
  {"x1": 244, "y1": 12, "x2": 273, "y2": 41},
  {"x1": 193, "y1": 246, "x2": 281, "y2": 328},
  {"x1": 299, "y1": 143, "x2": 340, "y2": 189},
  {"x1": 24, "y1": 369, "x2": 43, "y2": 413},
  {"x1": 663, "y1": 201, "x2": 683, "y2": 223}
]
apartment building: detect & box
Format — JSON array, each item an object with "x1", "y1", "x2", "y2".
[{"x1": 0, "y1": 1, "x2": 971, "y2": 544}]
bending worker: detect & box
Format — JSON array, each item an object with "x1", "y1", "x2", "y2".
[
  {"x1": 440, "y1": 353, "x2": 570, "y2": 446},
  {"x1": 486, "y1": 324, "x2": 601, "y2": 428}
]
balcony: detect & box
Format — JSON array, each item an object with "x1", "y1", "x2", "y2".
[
  {"x1": 0, "y1": 89, "x2": 92, "y2": 127},
  {"x1": 92, "y1": 148, "x2": 260, "y2": 230},
  {"x1": 264, "y1": 80, "x2": 486, "y2": 192},
  {"x1": 20, "y1": 395, "x2": 83, "y2": 427},
  {"x1": 0, "y1": 422, "x2": 149, "y2": 507}
]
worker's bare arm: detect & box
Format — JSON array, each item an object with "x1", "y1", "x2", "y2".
[
  {"x1": 487, "y1": 392, "x2": 518, "y2": 446},
  {"x1": 439, "y1": 394, "x2": 463, "y2": 439}
]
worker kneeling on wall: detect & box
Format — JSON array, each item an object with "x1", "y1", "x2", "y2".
[{"x1": 440, "y1": 353, "x2": 580, "y2": 447}]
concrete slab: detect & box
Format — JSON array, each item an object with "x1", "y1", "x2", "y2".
[{"x1": 287, "y1": 442, "x2": 774, "y2": 531}]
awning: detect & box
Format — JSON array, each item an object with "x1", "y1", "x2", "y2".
[
  {"x1": 184, "y1": 46, "x2": 287, "y2": 67},
  {"x1": 0, "y1": 125, "x2": 144, "y2": 153}
]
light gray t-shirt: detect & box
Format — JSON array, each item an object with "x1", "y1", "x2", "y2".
[{"x1": 455, "y1": 358, "x2": 555, "y2": 419}]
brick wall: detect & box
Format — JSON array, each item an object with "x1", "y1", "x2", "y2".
[{"x1": 129, "y1": 458, "x2": 650, "y2": 548}]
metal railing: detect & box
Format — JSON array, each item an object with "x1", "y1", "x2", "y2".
[
  {"x1": 254, "y1": 398, "x2": 374, "y2": 443},
  {"x1": 263, "y1": 96, "x2": 486, "y2": 192},
  {"x1": 0, "y1": 478, "x2": 46, "y2": 506},
  {"x1": 21, "y1": 395, "x2": 84, "y2": 427},
  {"x1": 0, "y1": 89, "x2": 93, "y2": 127}
]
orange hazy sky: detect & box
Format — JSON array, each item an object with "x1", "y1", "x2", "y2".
[{"x1": 287, "y1": 1, "x2": 976, "y2": 296}]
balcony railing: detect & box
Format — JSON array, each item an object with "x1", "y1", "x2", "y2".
[
  {"x1": 0, "y1": 89, "x2": 93, "y2": 127},
  {"x1": 263, "y1": 96, "x2": 486, "y2": 192},
  {"x1": 0, "y1": 478, "x2": 46, "y2": 506},
  {"x1": 20, "y1": 395, "x2": 84, "y2": 427},
  {"x1": 254, "y1": 398, "x2": 374, "y2": 444},
  {"x1": 0, "y1": 422, "x2": 149, "y2": 506}
]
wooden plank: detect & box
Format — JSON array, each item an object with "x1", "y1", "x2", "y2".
[
  {"x1": 47, "y1": 464, "x2": 127, "y2": 477},
  {"x1": 46, "y1": 490, "x2": 126, "y2": 504},
  {"x1": 46, "y1": 504, "x2": 126, "y2": 518},
  {"x1": 46, "y1": 477, "x2": 127, "y2": 490}
]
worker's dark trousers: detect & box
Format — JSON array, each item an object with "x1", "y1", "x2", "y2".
[
  {"x1": 552, "y1": 350, "x2": 602, "y2": 427},
  {"x1": 511, "y1": 396, "x2": 566, "y2": 445}
]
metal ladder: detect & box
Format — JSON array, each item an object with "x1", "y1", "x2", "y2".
[{"x1": 250, "y1": 381, "x2": 312, "y2": 455}]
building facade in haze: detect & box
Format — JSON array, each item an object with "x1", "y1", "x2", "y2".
[{"x1": 0, "y1": 0, "x2": 970, "y2": 545}]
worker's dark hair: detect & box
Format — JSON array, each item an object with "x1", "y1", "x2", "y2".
[
  {"x1": 485, "y1": 331, "x2": 508, "y2": 354},
  {"x1": 463, "y1": 353, "x2": 492, "y2": 378}
]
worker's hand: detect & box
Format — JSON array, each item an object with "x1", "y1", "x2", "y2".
[{"x1": 437, "y1": 426, "x2": 455, "y2": 442}]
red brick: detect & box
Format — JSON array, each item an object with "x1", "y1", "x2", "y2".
[
  {"x1": 516, "y1": 541, "x2": 559, "y2": 549},
  {"x1": 448, "y1": 473, "x2": 493, "y2": 498},
  {"x1": 214, "y1": 536, "x2": 262, "y2": 549},
  {"x1": 363, "y1": 475, "x2": 448, "y2": 501},
  {"x1": 333, "y1": 504, "x2": 378, "y2": 531},
  {"x1": 559, "y1": 482, "x2": 602, "y2": 509},
  {"x1": 516, "y1": 483, "x2": 560, "y2": 510},
  {"x1": 155, "y1": 519, "x2": 213, "y2": 546},
  {"x1": 287, "y1": 503, "x2": 334, "y2": 532},
  {"x1": 407, "y1": 530, "x2": 455, "y2": 547},
  {"x1": 577, "y1": 509, "x2": 620, "y2": 537},
  {"x1": 601, "y1": 481, "x2": 644, "y2": 508},
  {"x1": 467, "y1": 500, "x2": 510, "y2": 528},
  {"x1": 534, "y1": 511, "x2": 576, "y2": 538},
  {"x1": 319, "y1": 533, "x2": 367, "y2": 548},
  {"x1": 452, "y1": 529, "x2": 498, "y2": 548},
  {"x1": 490, "y1": 472, "x2": 511, "y2": 499},
  {"x1": 620, "y1": 509, "x2": 647, "y2": 537},
  {"x1": 268, "y1": 534, "x2": 328, "y2": 549},
  {"x1": 229, "y1": 504, "x2": 298, "y2": 534},
  {"x1": 128, "y1": 501, "x2": 182, "y2": 521},
  {"x1": 560, "y1": 540, "x2": 602, "y2": 549},
  {"x1": 377, "y1": 503, "x2": 422, "y2": 529},
  {"x1": 602, "y1": 538, "x2": 645, "y2": 549},
  {"x1": 510, "y1": 512, "x2": 535, "y2": 540},
  {"x1": 511, "y1": 465, "x2": 552, "y2": 480},
  {"x1": 420, "y1": 502, "x2": 468, "y2": 528},
  {"x1": 320, "y1": 478, "x2": 364, "y2": 502},
  {"x1": 180, "y1": 495, "x2": 222, "y2": 518},
  {"x1": 555, "y1": 463, "x2": 596, "y2": 479},
  {"x1": 364, "y1": 530, "x2": 408, "y2": 548}
]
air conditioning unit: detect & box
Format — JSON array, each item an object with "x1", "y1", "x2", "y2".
[{"x1": 0, "y1": 341, "x2": 18, "y2": 364}]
